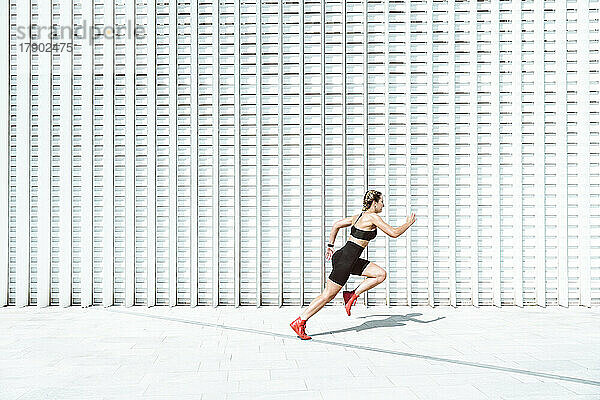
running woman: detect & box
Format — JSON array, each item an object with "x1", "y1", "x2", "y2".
[{"x1": 290, "y1": 190, "x2": 417, "y2": 340}]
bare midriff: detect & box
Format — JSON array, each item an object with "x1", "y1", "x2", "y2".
[{"x1": 348, "y1": 235, "x2": 369, "y2": 248}]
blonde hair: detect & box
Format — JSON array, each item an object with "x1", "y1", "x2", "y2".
[{"x1": 362, "y1": 190, "x2": 382, "y2": 211}]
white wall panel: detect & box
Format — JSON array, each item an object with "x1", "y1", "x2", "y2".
[
  {"x1": 190, "y1": 0, "x2": 199, "y2": 307},
  {"x1": 556, "y1": 1, "x2": 568, "y2": 307},
  {"x1": 136, "y1": 0, "x2": 158, "y2": 307},
  {"x1": 566, "y1": 1, "x2": 579, "y2": 307},
  {"x1": 8, "y1": 0, "x2": 17, "y2": 306},
  {"x1": 29, "y1": 0, "x2": 40, "y2": 306},
  {"x1": 211, "y1": 0, "x2": 219, "y2": 306},
  {"x1": 281, "y1": 0, "x2": 301, "y2": 305},
  {"x1": 155, "y1": 0, "x2": 172, "y2": 306},
  {"x1": 447, "y1": 0, "x2": 456, "y2": 307},
  {"x1": 577, "y1": 0, "x2": 591, "y2": 307},
  {"x1": 302, "y1": 0, "x2": 325, "y2": 303},
  {"x1": 74, "y1": 0, "x2": 94, "y2": 307},
  {"x1": 114, "y1": 0, "x2": 127, "y2": 306},
  {"x1": 489, "y1": 0, "x2": 501, "y2": 306},
  {"x1": 298, "y1": 0, "x2": 306, "y2": 306},
  {"x1": 521, "y1": 0, "x2": 536, "y2": 306},
  {"x1": 367, "y1": 0, "x2": 387, "y2": 305},
  {"x1": 498, "y1": 0, "x2": 521, "y2": 307},
  {"x1": 1, "y1": 0, "x2": 10, "y2": 307},
  {"x1": 15, "y1": 0, "x2": 30, "y2": 307},
  {"x1": 468, "y1": 0, "x2": 478, "y2": 306},
  {"x1": 432, "y1": 0, "x2": 449, "y2": 306},
  {"x1": 168, "y1": 0, "x2": 177, "y2": 307},
  {"x1": 101, "y1": 0, "x2": 114, "y2": 307},
  {"x1": 57, "y1": 0, "x2": 73, "y2": 307},
  {"x1": 589, "y1": 1, "x2": 600, "y2": 307},
  {"x1": 533, "y1": 0, "x2": 546, "y2": 306},
  {"x1": 124, "y1": 0, "x2": 135, "y2": 308},
  {"x1": 176, "y1": 0, "x2": 193, "y2": 306},
  {"x1": 3, "y1": 0, "x2": 598, "y2": 307},
  {"x1": 196, "y1": 0, "x2": 213, "y2": 306}
]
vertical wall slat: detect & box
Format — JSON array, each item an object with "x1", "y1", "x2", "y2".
[
  {"x1": 16, "y1": 0, "x2": 30, "y2": 307},
  {"x1": 0, "y1": 1, "x2": 10, "y2": 307},
  {"x1": 533, "y1": 1, "x2": 546, "y2": 307},
  {"x1": 490, "y1": 0, "x2": 501, "y2": 307},
  {"x1": 113, "y1": 0, "x2": 126, "y2": 306},
  {"x1": 278, "y1": 0, "x2": 283, "y2": 307},
  {"x1": 211, "y1": 0, "x2": 219, "y2": 307},
  {"x1": 448, "y1": 0, "x2": 456, "y2": 307},
  {"x1": 35, "y1": 0, "x2": 52, "y2": 307},
  {"x1": 0, "y1": 0, "x2": 7, "y2": 307},
  {"x1": 190, "y1": 0, "x2": 199, "y2": 307},
  {"x1": 299, "y1": 0, "x2": 305, "y2": 306},
  {"x1": 58, "y1": 0, "x2": 73, "y2": 307},
  {"x1": 256, "y1": 0, "x2": 262, "y2": 306},
  {"x1": 556, "y1": 1, "x2": 568, "y2": 307},
  {"x1": 57, "y1": 0, "x2": 71, "y2": 307},
  {"x1": 469, "y1": 0, "x2": 478, "y2": 306},
  {"x1": 426, "y1": 0, "x2": 434, "y2": 307},
  {"x1": 234, "y1": 0, "x2": 241, "y2": 307},
  {"x1": 175, "y1": 0, "x2": 190, "y2": 306},
  {"x1": 361, "y1": 0, "x2": 367, "y2": 305},
  {"x1": 102, "y1": 0, "x2": 115, "y2": 307},
  {"x1": 533, "y1": 0, "x2": 545, "y2": 307},
  {"x1": 80, "y1": 0, "x2": 93, "y2": 307},
  {"x1": 124, "y1": 0, "x2": 136, "y2": 307},
  {"x1": 156, "y1": 0, "x2": 174, "y2": 305},
  {"x1": 512, "y1": 0, "x2": 523, "y2": 307},
  {"x1": 320, "y1": 0, "x2": 325, "y2": 292},
  {"x1": 29, "y1": 0, "x2": 39, "y2": 305},
  {"x1": 577, "y1": 0, "x2": 591, "y2": 308},
  {"x1": 8, "y1": 0, "x2": 15, "y2": 306},
  {"x1": 341, "y1": 0, "x2": 347, "y2": 255},
  {"x1": 147, "y1": 0, "x2": 157, "y2": 307},
  {"x1": 384, "y1": 0, "x2": 390, "y2": 307},
  {"x1": 405, "y1": 0, "x2": 411, "y2": 306},
  {"x1": 168, "y1": 0, "x2": 177, "y2": 306},
  {"x1": 0, "y1": 0, "x2": 6, "y2": 308}
]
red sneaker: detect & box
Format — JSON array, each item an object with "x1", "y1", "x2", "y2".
[
  {"x1": 345, "y1": 292, "x2": 359, "y2": 316},
  {"x1": 343, "y1": 290, "x2": 354, "y2": 305},
  {"x1": 290, "y1": 317, "x2": 311, "y2": 340}
]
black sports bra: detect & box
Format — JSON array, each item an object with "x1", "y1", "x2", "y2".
[{"x1": 350, "y1": 212, "x2": 377, "y2": 241}]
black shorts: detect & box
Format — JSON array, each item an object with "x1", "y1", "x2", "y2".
[{"x1": 329, "y1": 241, "x2": 370, "y2": 286}]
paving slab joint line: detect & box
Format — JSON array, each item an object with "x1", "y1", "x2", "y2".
[{"x1": 105, "y1": 308, "x2": 600, "y2": 388}]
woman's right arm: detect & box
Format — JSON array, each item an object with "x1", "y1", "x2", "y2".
[
  {"x1": 372, "y1": 213, "x2": 416, "y2": 238},
  {"x1": 325, "y1": 216, "x2": 354, "y2": 260},
  {"x1": 328, "y1": 216, "x2": 353, "y2": 245}
]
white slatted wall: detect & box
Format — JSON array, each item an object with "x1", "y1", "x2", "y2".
[{"x1": 2, "y1": 0, "x2": 599, "y2": 307}]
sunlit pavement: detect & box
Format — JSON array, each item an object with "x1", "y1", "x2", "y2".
[{"x1": 1, "y1": 304, "x2": 599, "y2": 399}]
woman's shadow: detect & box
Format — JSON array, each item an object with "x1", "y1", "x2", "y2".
[{"x1": 310, "y1": 313, "x2": 445, "y2": 337}]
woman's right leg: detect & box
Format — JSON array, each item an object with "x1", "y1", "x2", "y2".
[
  {"x1": 342, "y1": 263, "x2": 386, "y2": 316},
  {"x1": 300, "y1": 279, "x2": 342, "y2": 320},
  {"x1": 353, "y1": 262, "x2": 386, "y2": 296}
]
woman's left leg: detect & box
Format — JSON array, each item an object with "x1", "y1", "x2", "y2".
[
  {"x1": 291, "y1": 279, "x2": 342, "y2": 339},
  {"x1": 300, "y1": 279, "x2": 342, "y2": 320}
]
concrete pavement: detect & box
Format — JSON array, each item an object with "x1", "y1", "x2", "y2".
[{"x1": 1, "y1": 304, "x2": 599, "y2": 399}]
